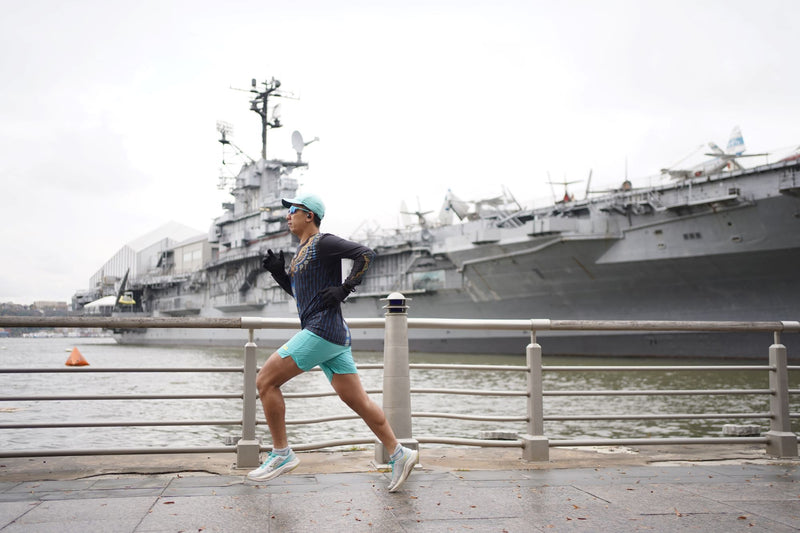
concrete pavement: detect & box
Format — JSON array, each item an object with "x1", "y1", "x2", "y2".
[{"x1": 1, "y1": 445, "x2": 799, "y2": 532}]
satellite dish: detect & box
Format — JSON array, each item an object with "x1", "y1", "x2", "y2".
[{"x1": 292, "y1": 131, "x2": 305, "y2": 155}]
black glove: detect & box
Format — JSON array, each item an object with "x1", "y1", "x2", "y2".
[
  {"x1": 320, "y1": 284, "x2": 352, "y2": 308},
  {"x1": 262, "y1": 249, "x2": 285, "y2": 275}
]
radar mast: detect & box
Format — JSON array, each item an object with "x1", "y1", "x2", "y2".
[{"x1": 249, "y1": 77, "x2": 285, "y2": 160}]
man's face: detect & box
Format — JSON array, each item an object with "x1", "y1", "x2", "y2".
[{"x1": 286, "y1": 204, "x2": 313, "y2": 235}]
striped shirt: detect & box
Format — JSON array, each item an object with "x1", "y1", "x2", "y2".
[{"x1": 286, "y1": 233, "x2": 375, "y2": 346}]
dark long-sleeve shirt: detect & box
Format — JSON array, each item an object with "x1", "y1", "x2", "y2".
[{"x1": 272, "y1": 233, "x2": 375, "y2": 346}]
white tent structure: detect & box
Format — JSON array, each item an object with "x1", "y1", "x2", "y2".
[{"x1": 83, "y1": 295, "x2": 117, "y2": 316}]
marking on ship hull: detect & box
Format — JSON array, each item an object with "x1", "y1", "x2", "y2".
[{"x1": 572, "y1": 257, "x2": 596, "y2": 280}]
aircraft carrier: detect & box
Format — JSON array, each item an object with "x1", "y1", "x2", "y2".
[{"x1": 93, "y1": 79, "x2": 800, "y2": 358}]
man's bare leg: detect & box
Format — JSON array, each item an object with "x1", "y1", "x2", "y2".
[
  {"x1": 255, "y1": 351, "x2": 304, "y2": 449},
  {"x1": 330, "y1": 372, "x2": 418, "y2": 491},
  {"x1": 330, "y1": 372, "x2": 399, "y2": 450}
]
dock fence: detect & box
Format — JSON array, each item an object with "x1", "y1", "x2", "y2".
[{"x1": 1, "y1": 293, "x2": 798, "y2": 467}]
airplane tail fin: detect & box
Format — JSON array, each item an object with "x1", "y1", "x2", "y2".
[
  {"x1": 726, "y1": 126, "x2": 745, "y2": 155},
  {"x1": 445, "y1": 189, "x2": 471, "y2": 221}
]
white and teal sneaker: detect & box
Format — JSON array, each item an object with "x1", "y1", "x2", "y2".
[
  {"x1": 388, "y1": 446, "x2": 418, "y2": 492},
  {"x1": 247, "y1": 450, "x2": 300, "y2": 482}
]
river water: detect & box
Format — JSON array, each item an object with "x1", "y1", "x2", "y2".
[{"x1": 1, "y1": 337, "x2": 797, "y2": 452}]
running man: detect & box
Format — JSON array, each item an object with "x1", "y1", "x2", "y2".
[{"x1": 247, "y1": 192, "x2": 418, "y2": 492}]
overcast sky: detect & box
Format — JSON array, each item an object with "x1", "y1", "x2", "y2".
[{"x1": 1, "y1": 0, "x2": 798, "y2": 305}]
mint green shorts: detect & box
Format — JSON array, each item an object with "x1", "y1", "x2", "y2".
[{"x1": 277, "y1": 329, "x2": 358, "y2": 382}]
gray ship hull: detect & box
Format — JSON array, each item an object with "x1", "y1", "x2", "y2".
[
  {"x1": 111, "y1": 319, "x2": 790, "y2": 360},
  {"x1": 112, "y1": 241, "x2": 799, "y2": 359}
]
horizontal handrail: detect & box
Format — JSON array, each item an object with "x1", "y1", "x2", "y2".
[
  {"x1": 410, "y1": 388, "x2": 528, "y2": 396},
  {"x1": 1, "y1": 394, "x2": 241, "y2": 401},
  {"x1": 0, "y1": 446, "x2": 235, "y2": 458},
  {"x1": 0, "y1": 367, "x2": 243, "y2": 373},
  {"x1": 0, "y1": 420, "x2": 242, "y2": 429},
  {"x1": 0, "y1": 316, "x2": 251, "y2": 329},
  {"x1": 413, "y1": 412, "x2": 528, "y2": 422},
  {"x1": 545, "y1": 365, "x2": 773, "y2": 372},
  {"x1": 281, "y1": 389, "x2": 382, "y2": 399},
  {"x1": 281, "y1": 414, "x2": 360, "y2": 425},
  {"x1": 290, "y1": 438, "x2": 375, "y2": 452},
  {"x1": 545, "y1": 412, "x2": 772, "y2": 421},
  {"x1": 410, "y1": 363, "x2": 529, "y2": 372},
  {"x1": 416, "y1": 436, "x2": 525, "y2": 448},
  {"x1": 543, "y1": 389, "x2": 772, "y2": 396},
  {"x1": 548, "y1": 437, "x2": 770, "y2": 447},
  {"x1": 2, "y1": 316, "x2": 799, "y2": 333},
  {"x1": 540, "y1": 319, "x2": 800, "y2": 333},
  {"x1": 404, "y1": 317, "x2": 800, "y2": 333}
]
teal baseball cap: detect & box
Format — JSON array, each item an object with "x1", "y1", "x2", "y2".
[{"x1": 282, "y1": 193, "x2": 325, "y2": 220}]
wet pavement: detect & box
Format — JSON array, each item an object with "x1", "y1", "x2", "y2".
[{"x1": 1, "y1": 445, "x2": 799, "y2": 532}]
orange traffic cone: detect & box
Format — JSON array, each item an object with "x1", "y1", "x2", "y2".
[{"x1": 65, "y1": 347, "x2": 89, "y2": 366}]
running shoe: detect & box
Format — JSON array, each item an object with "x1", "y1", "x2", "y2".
[
  {"x1": 387, "y1": 446, "x2": 419, "y2": 492},
  {"x1": 247, "y1": 450, "x2": 300, "y2": 481}
]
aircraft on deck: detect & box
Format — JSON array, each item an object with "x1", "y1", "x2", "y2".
[
  {"x1": 662, "y1": 126, "x2": 765, "y2": 179},
  {"x1": 779, "y1": 146, "x2": 800, "y2": 163}
]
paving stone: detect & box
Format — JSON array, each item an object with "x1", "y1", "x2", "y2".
[
  {"x1": 39, "y1": 488, "x2": 164, "y2": 500},
  {"x1": 0, "y1": 482, "x2": 21, "y2": 494},
  {"x1": 136, "y1": 494, "x2": 271, "y2": 533},
  {"x1": 307, "y1": 471, "x2": 386, "y2": 486},
  {"x1": 269, "y1": 489, "x2": 399, "y2": 532},
  {"x1": 6, "y1": 480, "x2": 97, "y2": 493},
  {"x1": 89, "y1": 477, "x2": 170, "y2": 490},
  {"x1": 680, "y1": 480, "x2": 800, "y2": 501},
  {"x1": 522, "y1": 466, "x2": 675, "y2": 487},
  {"x1": 444, "y1": 469, "x2": 533, "y2": 481},
  {"x1": 162, "y1": 483, "x2": 263, "y2": 497},
  {"x1": 398, "y1": 516, "x2": 533, "y2": 531},
  {"x1": 0, "y1": 518, "x2": 143, "y2": 533},
  {"x1": 578, "y1": 482, "x2": 734, "y2": 515},
  {"x1": 165, "y1": 474, "x2": 243, "y2": 488},
  {"x1": 0, "y1": 491, "x2": 43, "y2": 503},
  {"x1": 517, "y1": 484, "x2": 639, "y2": 530},
  {"x1": 0, "y1": 501, "x2": 39, "y2": 529},
  {"x1": 699, "y1": 464, "x2": 800, "y2": 481},
  {"x1": 541, "y1": 465, "x2": 711, "y2": 485},
  {"x1": 2, "y1": 496, "x2": 155, "y2": 533},
  {"x1": 633, "y1": 511, "x2": 797, "y2": 533},
  {"x1": 739, "y1": 499, "x2": 800, "y2": 530},
  {"x1": 381, "y1": 484, "x2": 525, "y2": 522}
]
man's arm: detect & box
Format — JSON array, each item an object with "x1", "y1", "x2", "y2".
[
  {"x1": 272, "y1": 270, "x2": 293, "y2": 296},
  {"x1": 262, "y1": 249, "x2": 294, "y2": 296},
  {"x1": 317, "y1": 234, "x2": 376, "y2": 307},
  {"x1": 318, "y1": 234, "x2": 376, "y2": 290}
]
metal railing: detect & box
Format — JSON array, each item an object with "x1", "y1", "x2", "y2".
[{"x1": 1, "y1": 295, "x2": 798, "y2": 467}]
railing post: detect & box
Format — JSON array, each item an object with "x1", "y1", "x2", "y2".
[
  {"x1": 766, "y1": 341, "x2": 798, "y2": 457},
  {"x1": 376, "y1": 292, "x2": 418, "y2": 464},
  {"x1": 237, "y1": 330, "x2": 261, "y2": 468},
  {"x1": 520, "y1": 333, "x2": 549, "y2": 461}
]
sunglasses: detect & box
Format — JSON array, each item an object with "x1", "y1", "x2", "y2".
[{"x1": 288, "y1": 205, "x2": 312, "y2": 215}]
